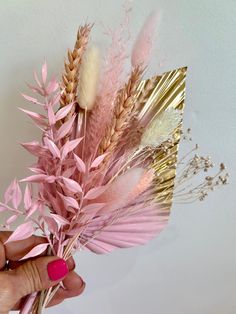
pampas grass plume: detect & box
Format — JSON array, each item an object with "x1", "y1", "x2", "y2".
[{"x1": 78, "y1": 45, "x2": 101, "y2": 110}]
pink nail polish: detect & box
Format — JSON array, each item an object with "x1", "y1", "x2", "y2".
[{"x1": 47, "y1": 259, "x2": 69, "y2": 281}]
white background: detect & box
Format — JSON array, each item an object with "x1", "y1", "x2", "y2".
[{"x1": 0, "y1": 0, "x2": 235, "y2": 313}]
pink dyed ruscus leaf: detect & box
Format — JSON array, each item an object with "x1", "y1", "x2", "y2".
[
  {"x1": 90, "y1": 153, "x2": 108, "y2": 168},
  {"x1": 50, "y1": 214, "x2": 69, "y2": 227},
  {"x1": 60, "y1": 177, "x2": 82, "y2": 193},
  {"x1": 4, "y1": 179, "x2": 21, "y2": 208},
  {"x1": 44, "y1": 137, "x2": 61, "y2": 159},
  {"x1": 73, "y1": 154, "x2": 86, "y2": 173},
  {"x1": 47, "y1": 104, "x2": 56, "y2": 125},
  {"x1": 55, "y1": 102, "x2": 74, "y2": 121},
  {"x1": 24, "y1": 184, "x2": 32, "y2": 210},
  {"x1": 20, "y1": 243, "x2": 49, "y2": 260},
  {"x1": 60, "y1": 138, "x2": 83, "y2": 160},
  {"x1": 84, "y1": 185, "x2": 108, "y2": 200},
  {"x1": 19, "y1": 108, "x2": 47, "y2": 127},
  {"x1": 21, "y1": 94, "x2": 42, "y2": 105},
  {"x1": 6, "y1": 214, "x2": 18, "y2": 226},
  {"x1": 56, "y1": 115, "x2": 76, "y2": 141},
  {"x1": 59, "y1": 194, "x2": 79, "y2": 210},
  {"x1": 46, "y1": 77, "x2": 59, "y2": 95},
  {"x1": 20, "y1": 174, "x2": 48, "y2": 183},
  {"x1": 5, "y1": 221, "x2": 35, "y2": 244},
  {"x1": 41, "y1": 61, "x2": 47, "y2": 84}
]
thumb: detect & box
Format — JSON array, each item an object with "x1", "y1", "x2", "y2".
[
  {"x1": 14, "y1": 256, "x2": 69, "y2": 298},
  {"x1": 0, "y1": 257, "x2": 69, "y2": 313}
]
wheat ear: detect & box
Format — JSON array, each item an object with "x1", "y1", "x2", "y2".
[
  {"x1": 98, "y1": 66, "x2": 143, "y2": 157},
  {"x1": 60, "y1": 24, "x2": 92, "y2": 119}
]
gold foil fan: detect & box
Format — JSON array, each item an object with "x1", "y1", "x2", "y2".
[{"x1": 137, "y1": 67, "x2": 187, "y2": 209}]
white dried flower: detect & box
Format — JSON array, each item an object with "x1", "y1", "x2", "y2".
[
  {"x1": 78, "y1": 46, "x2": 101, "y2": 110},
  {"x1": 140, "y1": 107, "x2": 182, "y2": 148}
]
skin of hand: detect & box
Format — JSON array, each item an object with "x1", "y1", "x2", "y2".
[{"x1": 0, "y1": 232, "x2": 85, "y2": 314}]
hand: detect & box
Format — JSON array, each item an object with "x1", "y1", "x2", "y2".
[{"x1": 0, "y1": 232, "x2": 85, "y2": 313}]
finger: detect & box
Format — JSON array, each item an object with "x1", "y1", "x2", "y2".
[
  {"x1": 46, "y1": 294, "x2": 64, "y2": 308},
  {"x1": 0, "y1": 258, "x2": 68, "y2": 312},
  {"x1": 8, "y1": 256, "x2": 75, "y2": 271},
  {"x1": 46, "y1": 272, "x2": 85, "y2": 308},
  {"x1": 10, "y1": 257, "x2": 69, "y2": 300},
  {"x1": 66, "y1": 257, "x2": 76, "y2": 271},
  {"x1": 11, "y1": 296, "x2": 27, "y2": 310},
  {"x1": 0, "y1": 231, "x2": 47, "y2": 263},
  {"x1": 62, "y1": 271, "x2": 85, "y2": 298},
  {"x1": 4, "y1": 257, "x2": 79, "y2": 310}
]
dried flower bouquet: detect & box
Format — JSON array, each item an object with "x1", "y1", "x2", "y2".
[{"x1": 0, "y1": 11, "x2": 228, "y2": 314}]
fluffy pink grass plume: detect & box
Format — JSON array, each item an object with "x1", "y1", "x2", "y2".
[{"x1": 131, "y1": 10, "x2": 162, "y2": 68}]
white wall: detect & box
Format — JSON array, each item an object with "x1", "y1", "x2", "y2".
[{"x1": 0, "y1": 0, "x2": 235, "y2": 313}]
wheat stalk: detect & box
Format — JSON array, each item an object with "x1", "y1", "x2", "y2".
[
  {"x1": 98, "y1": 66, "x2": 143, "y2": 157},
  {"x1": 113, "y1": 75, "x2": 159, "y2": 153},
  {"x1": 59, "y1": 24, "x2": 92, "y2": 120},
  {"x1": 138, "y1": 75, "x2": 158, "y2": 111}
]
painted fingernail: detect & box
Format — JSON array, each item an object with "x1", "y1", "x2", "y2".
[{"x1": 47, "y1": 259, "x2": 69, "y2": 281}]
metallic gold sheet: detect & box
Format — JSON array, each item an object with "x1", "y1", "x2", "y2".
[{"x1": 137, "y1": 67, "x2": 187, "y2": 209}]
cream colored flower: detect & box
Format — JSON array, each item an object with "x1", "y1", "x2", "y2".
[
  {"x1": 78, "y1": 46, "x2": 101, "y2": 110},
  {"x1": 140, "y1": 107, "x2": 182, "y2": 148}
]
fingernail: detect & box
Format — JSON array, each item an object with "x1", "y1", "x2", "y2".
[{"x1": 47, "y1": 259, "x2": 69, "y2": 281}]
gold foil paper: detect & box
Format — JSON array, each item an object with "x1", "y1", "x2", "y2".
[{"x1": 137, "y1": 67, "x2": 187, "y2": 209}]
